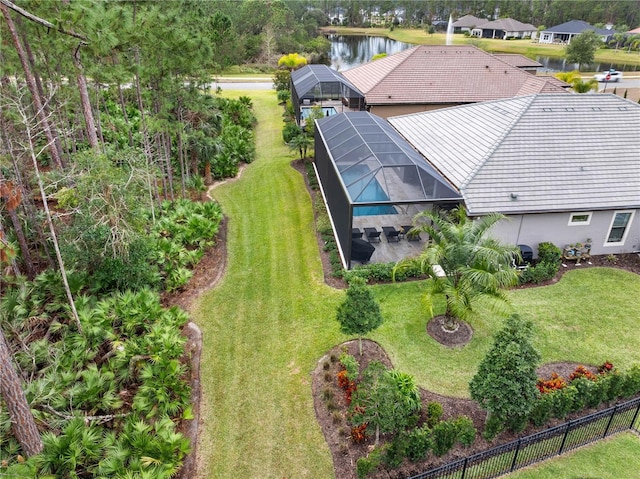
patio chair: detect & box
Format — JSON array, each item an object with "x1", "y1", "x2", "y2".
[
  {"x1": 364, "y1": 227, "x2": 381, "y2": 243},
  {"x1": 401, "y1": 225, "x2": 421, "y2": 241},
  {"x1": 382, "y1": 226, "x2": 401, "y2": 242},
  {"x1": 352, "y1": 228, "x2": 363, "y2": 239}
]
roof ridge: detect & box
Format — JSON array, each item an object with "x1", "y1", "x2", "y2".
[
  {"x1": 460, "y1": 95, "x2": 536, "y2": 189},
  {"x1": 363, "y1": 46, "x2": 419, "y2": 94}
]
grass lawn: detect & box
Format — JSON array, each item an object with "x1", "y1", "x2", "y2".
[
  {"x1": 321, "y1": 26, "x2": 640, "y2": 67},
  {"x1": 192, "y1": 90, "x2": 640, "y2": 478},
  {"x1": 506, "y1": 432, "x2": 640, "y2": 479}
]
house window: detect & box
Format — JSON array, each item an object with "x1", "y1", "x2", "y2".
[
  {"x1": 605, "y1": 211, "x2": 635, "y2": 244},
  {"x1": 568, "y1": 212, "x2": 592, "y2": 226}
]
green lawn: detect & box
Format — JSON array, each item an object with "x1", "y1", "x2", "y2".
[
  {"x1": 506, "y1": 432, "x2": 640, "y2": 479},
  {"x1": 192, "y1": 90, "x2": 640, "y2": 478}
]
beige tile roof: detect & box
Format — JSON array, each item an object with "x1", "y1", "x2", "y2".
[
  {"x1": 492, "y1": 54, "x2": 542, "y2": 68},
  {"x1": 341, "y1": 45, "x2": 568, "y2": 106}
]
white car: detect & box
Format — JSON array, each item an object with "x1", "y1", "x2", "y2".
[{"x1": 594, "y1": 70, "x2": 623, "y2": 82}]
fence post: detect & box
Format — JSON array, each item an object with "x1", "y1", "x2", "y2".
[
  {"x1": 460, "y1": 457, "x2": 468, "y2": 479},
  {"x1": 558, "y1": 421, "x2": 571, "y2": 455},
  {"x1": 509, "y1": 438, "x2": 522, "y2": 472},
  {"x1": 630, "y1": 400, "x2": 640, "y2": 432},
  {"x1": 603, "y1": 405, "x2": 618, "y2": 438}
]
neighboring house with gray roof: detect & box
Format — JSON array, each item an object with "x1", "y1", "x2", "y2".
[
  {"x1": 539, "y1": 20, "x2": 616, "y2": 44},
  {"x1": 471, "y1": 18, "x2": 538, "y2": 39},
  {"x1": 340, "y1": 45, "x2": 568, "y2": 118},
  {"x1": 388, "y1": 94, "x2": 640, "y2": 256},
  {"x1": 452, "y1": 14, "x2": 485, "y2": 33}
]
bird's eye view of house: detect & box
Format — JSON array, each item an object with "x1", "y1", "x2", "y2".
[{"x1": 292, "y1": 45, "x2": 640, "y2": 269}]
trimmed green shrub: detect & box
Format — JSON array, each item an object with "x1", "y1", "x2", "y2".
[
  {"x1": 405, "y1": 426, "x2": 432, "y2": 462},
  {"x1": 519, "y1": 261, "x2": 559, "y2": 284},
  {"x1": 482, "y1": 413, "x2": 504, "y2": 440},
  {"x1": 426, "y1": 401, "x2": 444, "y2": 428},
  {"x1": 529, "y1": 393, "x2": 554, "y2": 426},
  {"x1": 620, "y1": 366, "x2": 640, "y2": 398},
  {"x1": 537, "y1": 242, "x2": 562, "y2": 264},
  {"x1": 339, "y1": 353, "x2": 360, "y2": 381},
  {"x1": 551, "y1": 386, "x2": 578, "y2": 419},
  {"x1": 356, "y1": 446, "x2": 383, "y2": 479},
  {"x1": 453, "y1": 416, "x2": 476, "y2": 447},
  {"x1": 431, "y1": 420, "x2": 459, "y2": 456},
  {"x1": 382, "y1": 434, "x2": 408, "y2": 468}
]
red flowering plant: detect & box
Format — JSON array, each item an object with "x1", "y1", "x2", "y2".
[
  {"x1": 598, "y1": 361, "x2": 614, "y2": 374},
  {"x1": 569, "y1": 365, "x2": 597, "y2": 382},
  {"x1": 337, "y1": 369, "x2": 357, "y2": 405},
  {"x1": 350, "y1": 423, "x2": 368, "y2": 443},
  {"x1": 537, "y1": 372, "x2": 567, "y2": 394}
]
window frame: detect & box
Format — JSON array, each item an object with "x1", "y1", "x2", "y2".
[
  {"x1": 604, "y1": 210, "x2": 635, "y2": 246},
  {"x1": 568, "y1": 212, "x2": 592, "y2": 226}
]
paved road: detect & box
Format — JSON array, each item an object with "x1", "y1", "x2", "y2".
[
  {"x1": 598, "y1": 76, "x2": 640, "y2": 92},
  {"x1": 212, "y1": 78, "x2": 274, "y2": 90}
]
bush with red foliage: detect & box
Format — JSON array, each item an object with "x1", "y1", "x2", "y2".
[
  {"x1": 569, "y1": 365, "x2": 597, "y2": 382},
  {"x1": 537, "y1": 372, "x2": 567, "y2": 394}
]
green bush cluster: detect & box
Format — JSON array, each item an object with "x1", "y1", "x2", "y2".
[
  {"x1": 343, "y1": 261, "x2": 425, "y2": 283},
  {"x1": 529, "y1": 367, "x2": 640, "y2": 426},
  {"x1": 0, "y1": 283, "x2": 192, "y2": 477},
  {"x1": 519, "y1": 242, "x2": 562, "y2": 285}
]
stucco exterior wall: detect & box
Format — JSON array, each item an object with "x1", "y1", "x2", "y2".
[{"x1": 489, "y1": 210, "x2": 640, "y2": 258}]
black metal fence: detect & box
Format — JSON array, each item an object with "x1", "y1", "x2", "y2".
[{"x1": 408, "y1": 396, "x2": 640, "y2": 479}]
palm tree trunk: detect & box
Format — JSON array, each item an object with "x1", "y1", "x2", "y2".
[{"x1": 0, "y1": 330, "x2": 43, "y2": 456}]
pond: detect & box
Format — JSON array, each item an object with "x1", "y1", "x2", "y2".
[{"x1": 326, "y1": 35, "x2": 639, "y2": 73}]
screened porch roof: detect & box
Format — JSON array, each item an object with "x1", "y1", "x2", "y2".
[
  {"x1": 291, "y1": 64, "x2": 364, "y2": 101},
  {"x1": 316, "y1": 112, "x2": 461, "y2": 205}
]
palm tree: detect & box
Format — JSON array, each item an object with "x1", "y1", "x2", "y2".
[
  {"x1": 395, "y1": 207, "x2": 519, "y2": 332},
  {"x1": 287, "y1": 133, "x2": 313, "y2": 160},
  {"x1": 571, "y1": 78, "x2": 599, "y2": 93}
]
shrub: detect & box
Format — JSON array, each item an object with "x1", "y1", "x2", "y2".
[
  {"x1": 453, "y1": 416, "x2": 476, "y2": 446},
  {"x1": 551, "y1": 386, "x2": 578, "y2": 419},
  {"x1": 620, "y1": 366, "x2": 640, "y2": 398},
  {"x1": 537, "y1": 372, "x2": 567, "y2": 393},
  {"x1": 482, "y1": 413, "x2": 504, "y2": 440},
  {"x1": 431, "y1": 420, "x2": 459, "y2": 455},
  {"x1": 537, "y1": 242, "x2": 562, "y2": 263},
  {"x1": 405, "y1": 426, "x2": 432, "y2": 461},
  {"x1": 426, "y1": 401, "x2": 444, "y2": 428},
  {"x1": 356, "y1": 446, "x2": 382, "y2": 479},
  {"x1": 529, "y1": 393, "x2": 554, "y2": 426},
  {"x1": 351, "y1": 423, "x2": 367, "y2": 443},
  {"x1": 283, "y1": 121, "x2": 303, "y2": 143},
  {"x1": 569, "y1": 365, "x2": 597, "y2": 382},
  {"x1": 339, "y1": 353, "x2": 360, "y2": 381},
  {"x1": 382, "y1": 434, "x2": 407, "y2": 467},
  {"x1": 519, "y1": 261, "x2": 559, "y2": 284}
]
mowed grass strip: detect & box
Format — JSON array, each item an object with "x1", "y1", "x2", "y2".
[
  {"x1": 193, "y1": 90, "x2": 342, "y2": 478},
  {"x1": 191, "y1": 90, "x2": 640, "y2": 478}
]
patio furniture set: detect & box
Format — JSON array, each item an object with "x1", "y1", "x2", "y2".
[{"x1": 352, "y1": 226, "x2": 422, "y2": 243}]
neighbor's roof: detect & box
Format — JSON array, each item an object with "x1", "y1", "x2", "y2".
[
  {"x1": 474, "y1": 18, "x2": 536, "y2": 32},
  {"x1": 341, "y1": 45, "x2": 567, "y2": 106},
  {"x1": 542, "y1": 20, "x2": 615, "y2": 36},
  {"x1": 388, "y1": 94, "x2": 640, "y2": 215},
  {"x1": 627, "y1": 26, "x2": 640, "y2": 34},
  {"x1": 452, "y1": 14, "x2": 485, "y2": 28},
  {"x1": 290, "y1": 64, "x2": 363, "y2": 99},
  {"x1": 492, "y1": 54, "x2": 542, "y2": 69}
]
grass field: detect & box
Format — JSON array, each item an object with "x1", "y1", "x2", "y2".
[{"x1": 192, "y1": 90, "x2": 640, "y2": 478}]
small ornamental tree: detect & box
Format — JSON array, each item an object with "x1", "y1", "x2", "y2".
[
  {"x1": 469, "y1": 314, "x2": 541, "y2": 438},
  {"x1": 565, "y1": 30, "x2": 602, "y2": 70},
  {"x1": 350, "y1": 362, "x2": 421, "y2": 445},
  {"x1": 336, "y1": 276, "x2": 383, "y2": 355}
]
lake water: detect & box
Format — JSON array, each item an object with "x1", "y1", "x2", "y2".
[{"x1": 326, "y1": 35, "x2": 638, "y2": 73}]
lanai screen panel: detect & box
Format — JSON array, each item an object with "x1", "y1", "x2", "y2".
[{"x1": 316, "y1": 112, "x2": 460, "y2": 207}]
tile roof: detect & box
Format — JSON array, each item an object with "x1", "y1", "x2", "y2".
[
  {"x1": 341, "y1": 45, "x2": 567, "y2": 106},
  {"x1": 543, "y1": 20, "x2": 615, "y2": 36},
  {"x1": 492, "y1": 54, "x2": 542, "y2": 68},
  {"x1": 452, "y1": 15, "x2": 485, "y2": 28},
  {"x1": 475, "y1": 18, "x2": 536, "y2": 32},
  {"x1": 388, "y1": 94, "x2": 640, "y2": 215}
]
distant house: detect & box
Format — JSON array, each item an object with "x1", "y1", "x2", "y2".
[
  {"x1": 627, "y1": 26, "x2": 640, "y2": 35},
  {"x1": 471, "y1": 18, "x2": 538, "y2": 39},
  {"x1": 539, "y1": 20, "x2": 616, "y2": 44},
  {"x1": 340, "y1": 45, "x2": 568, "y2": 118},
  {"x1": 388, "y1": 94, "x2": 640, "y2": 257},
  {"x1": 452, "y1": 14, "x2": 485, "y2": 33}
]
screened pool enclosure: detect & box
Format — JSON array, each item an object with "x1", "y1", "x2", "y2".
[
  {"x1": 290, "y1": 65, "x2": 365, "y2": 125},
  {"x1": 315, "y1": 112, "x2": 462, "y2": 268}
]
